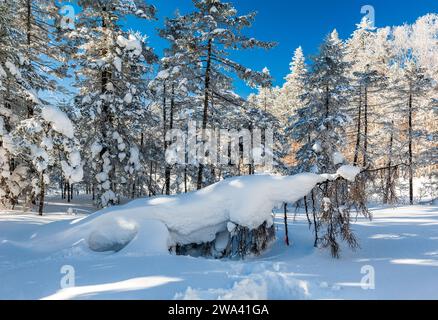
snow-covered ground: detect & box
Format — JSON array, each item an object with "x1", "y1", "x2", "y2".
[{"x1": 1, "y1": 195, "x2": 438, "y2": 300}]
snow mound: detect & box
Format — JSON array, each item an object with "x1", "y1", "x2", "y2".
[
  {"x1": 175, "y1": 270, "x2": 310, "y2": 300},
  {"x1": 24, "y1": 173, "x2": 327, "y2": 256},
  {"x1": 22, "y1": 170, "x2": 361, "y2": 257}
]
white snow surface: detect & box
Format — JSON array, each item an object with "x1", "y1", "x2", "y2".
[
  {"x1": 113, "y1": 56, "x2": 122, "y2": 72},
  {"x1": 41, "y1": 106, "x2": 75, "y2": 139},
  {"x1": 4, "y1": 61, "x2": 21, "y2": 78},
  {"x1": 116, "y1": 34, "x2": 142, "y2": 56},
  {"x1": 336, "y1": 165, "x2": 362, "y2": 182},
  {"x1": 1, "y1": 197, "x2": 437, "y2": 300}
]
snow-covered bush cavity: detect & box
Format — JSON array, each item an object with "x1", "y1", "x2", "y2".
[
  {"x1": 87, "y1": 218, "x2": 170, "y2": 254},
  {"x1": 88, "y1": 218, "x2": 138, "y2": 252}
]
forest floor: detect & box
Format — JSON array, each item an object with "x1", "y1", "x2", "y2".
[{"x1": 1, "y1": 195, "x2": 438, "y2": 300}]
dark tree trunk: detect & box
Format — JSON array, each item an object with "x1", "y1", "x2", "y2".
[
  {"x1": 165, "y1": 84, "x2": 175, "y2": 195},
  {"x1": 98, "y1": 10, "x2": 115, "y2": 206},
  {"x1": 25, "y1": 0, "x2": 34, "y2": 118},
  {"x1": 408, "y1": 92, "x2": 414, "y2": 205},
  {"x1": 184, "y1": 167, "x2": 188, "y2": 193},
  {"x1": 148, "y1": 161, "x2": 153, "y2": 197},
  {"x1": 61, "y1": 177, "x2": 64, "y2": 199},
  {"x1": 63, "y1": 182, "x2": 67, "y2": 200},
  {"x1": 248, "y1": 123, "x2": 254, "y2": 175},
  {"x1": 384, "y1": 122, "x2": 394, "y2": 204},
  {"x1": 26, "y1": 0, "x2": 31, "y2": 46},
  {"x1": 353, "y1": 86, "x2": 362, "y2": 165},
  {"x1": 283, "y1": 203, "x2": 290, "y2": 246},
  {"x1": 67, "y1": 182, "x2": 71, "y2": 203},
  {"x1": 362, "y1": 87, "x2": 368, "y2": 167},
  {"x1": 311, "y1": 190, "x2": 318, "y2": 247},
  {"x1": 162, "y1": 82, "x2": 167, "y2": 149},
  {"x1": 304, "y1": 196, "x2": 312, "y2": 227},
  {"x1": 197, "y1": 39, "x2": 212, "y2": 190},
  {"x1": 38, "y1": 171, "x2": 45, "y2": 216}
]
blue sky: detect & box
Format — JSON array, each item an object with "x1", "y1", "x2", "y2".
[
  {"x1": 53, "y1": 0, "x2": 438, "y2": 102},
  {"x1": 124, "y1": 0, "x2": 438, "y2": 96}
]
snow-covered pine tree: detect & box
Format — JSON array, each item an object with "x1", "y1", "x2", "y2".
[
  {"x1": 0, "y1": 0, "x2": 51, "y2": 208},
  {"x1": 361, "y1": 26, "x2": 399, "y2": 203},
  {"x1": 12, "y1": 0, "x2": 69, "y2": 117},
  {"x1": 346, "y1": 17, "x2": 387, "y2": 167},
  {"x1": 12, "y1": 105, "x2": 83, "y2": 215},
  {"x1": 293, "y1": 30, "x2": 351, "y2": 175},
  {"x1": 153, "y1": 16, "x2": 207, "y2": 194},
  {"x1": 246, "y1": 67, "x2": 290, "y2": 176},
  {"x1": 72, "y1": 0, "x2": 156, "y2": 207},
  {"x1": 160, "y1": 0, "x2": 275, "y2": 189},
  {"x1": 0, "y1": 0, "x2": 77, "y2": 211},
  {"x1": 291, "y1": 30, "x2": 370, "y2": 257},
  {"x1": 391, "y1": 23, "x2": 433, "y2": 205},
  {"x1": 278, "y1": 47, "x2": 307, "y2": 127},
  {"x1": 407, "y1": 15, "x2": 438, "y2": 203},
  {"x1": 247, "y1": 68, "x2": 280, "y2": 115},
  {"x1": 280, "y1": 46, "x2": 308, "y2": 169},
  {"x1": 244, "y1": 101, "x2": 287, "y2": 175},
  {"x1": 380, "y1": 112, "x2": 404, "y2": 204},
  {"x1": 421, "y1": 89, "x2": 438, "y2": 200},
  {"x1": 0, "y1": 1, "x2": 21, "y2": 208},
  {"x1": 275, "y1": 47, "x2": 310, "y2": 225},
  {"x1": 246, "y1": 70, "x2": 295, "y2": 177}
]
